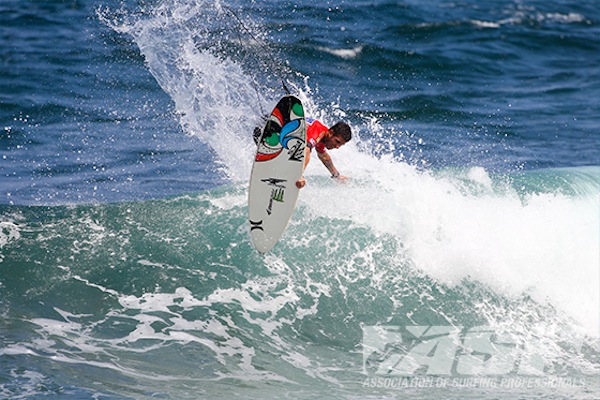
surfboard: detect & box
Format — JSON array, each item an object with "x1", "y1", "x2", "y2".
[{"x1": 248, "y1": 95, "x2": 306, "y2": 253}]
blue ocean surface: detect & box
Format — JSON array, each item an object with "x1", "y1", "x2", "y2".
[{"x1": 1, "y1": 0, "x2": 599, "y2": 398}]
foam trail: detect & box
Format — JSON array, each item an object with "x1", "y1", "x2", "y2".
[{"x1": 303, "y1": 148, "x2": 600, "y2": 336}]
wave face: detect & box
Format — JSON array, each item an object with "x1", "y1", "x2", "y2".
[
  {"x1": 1, "y1": 0, "x2": 599, "y2": 398},
  {"x1": 1, "y1": 167, "x2": 598, "y2": 398}
]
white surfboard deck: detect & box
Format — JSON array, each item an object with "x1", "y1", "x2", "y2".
[{"x1": 248, "y1": 95, "x2": 306, "y2": 253}]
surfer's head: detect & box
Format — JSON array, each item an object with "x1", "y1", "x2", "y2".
[{"x1": 325, "y1": 122, "x2": 352, "y2": 150}]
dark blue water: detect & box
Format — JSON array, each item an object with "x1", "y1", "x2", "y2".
[
  {"x1": 2, "y1": 0, "x2": 598, "y2": 206},
  {"x1": 1, "y1": 0, "x2": 599, "y2": 398}
]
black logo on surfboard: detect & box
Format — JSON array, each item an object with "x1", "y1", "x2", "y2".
[
  {"x1": 261, "y1": 178, "x2": 287, "y2": 188},
  {"x1": 249, "y1": 220, "x2": 264, "y2": 232},
  {"x1": 288, "y1": 141, "x2": 305, "y2": 162}
]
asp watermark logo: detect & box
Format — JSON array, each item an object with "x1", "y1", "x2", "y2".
[
  {"x1": 361, "y1": 325, "x2": 589, "y2": 389},
  {"x1": 362, "y1": 325, "x2": 583, "y2": 376}
]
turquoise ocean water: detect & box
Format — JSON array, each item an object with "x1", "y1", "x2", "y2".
[{"x1": 1, "y1": 0, "x2": 599, "y2": 398}]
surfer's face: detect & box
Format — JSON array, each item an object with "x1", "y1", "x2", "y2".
[{"x1": 324, "y1": 131, "x2": 347, "y2": 150}]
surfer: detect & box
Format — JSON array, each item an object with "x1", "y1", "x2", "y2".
[
  {"x1": 249, "y1": 97, "x2": 351, "y2": 253},
  {"x1": 295, "y1": 119, "x2": 352, "y2": 189},
  {"x1": 253, "y1": 118, "x2": 352, "y2": 189}
]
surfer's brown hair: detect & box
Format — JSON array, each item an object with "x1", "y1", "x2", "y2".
[{"x1": 330, "y1": 122, "x2": 352, "y2": 142}]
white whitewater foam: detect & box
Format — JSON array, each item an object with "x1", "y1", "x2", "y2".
[
  {"x1": 317, "y1": 45, "x2": 364, "y2": 59},
  {"x1": 301, "y1": 145, "x2": 599, "y2": 337}
]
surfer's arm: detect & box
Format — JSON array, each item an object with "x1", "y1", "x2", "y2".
[{"x1": 317, "y1": 151, "x2": 346, "y2": 180}]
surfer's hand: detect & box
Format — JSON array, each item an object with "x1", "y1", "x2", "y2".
[{"x1": 296, "y1": 177, "x2": 306, "y2": 189}]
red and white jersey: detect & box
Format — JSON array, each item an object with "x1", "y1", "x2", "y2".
[{"x1": 306, "y1": 118, "x2": 328, "y2": 154}]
